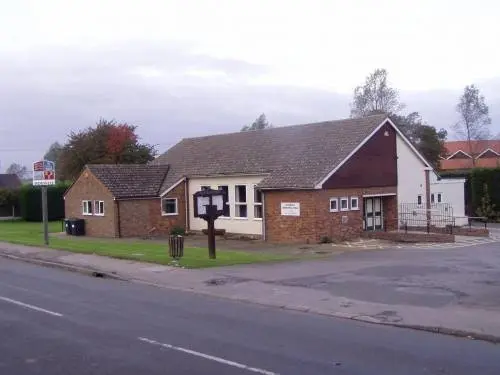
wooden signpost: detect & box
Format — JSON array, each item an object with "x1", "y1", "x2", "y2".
[{"x1": 193, "y1": 187, "x2": 228, "y2": 259}]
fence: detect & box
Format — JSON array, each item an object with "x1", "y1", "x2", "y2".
[{"x1": 399, "y1": 202, "x2": 455, "y2": 233}]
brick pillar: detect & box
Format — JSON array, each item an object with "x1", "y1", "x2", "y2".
[{"x1": 425, "y1": 169, "x2": 431, "y2": 224}]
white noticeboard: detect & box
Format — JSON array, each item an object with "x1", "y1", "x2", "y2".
[
  {"x1": 212, "y1": 195, "x2": 224, "y2": 210},
  {"x1": 281, "y1": 202, "x2": 300, "y2": 216},
  {"x1": 197, "y1": 196, "x2": 210, "y2": 215}
]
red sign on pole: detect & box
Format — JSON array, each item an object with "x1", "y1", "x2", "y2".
[{"x1": 33, "y1": 160, "x2": 56, "y2": 186}]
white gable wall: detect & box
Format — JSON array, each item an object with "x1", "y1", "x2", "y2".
[
  {"x1": 188, "y1": 176, "x2": 265, "y2": 235},
  {"x1": 396, "y1": 134, "x2": 428, "y2": 206},
  {"x1": 396, "y1": 133, "x2": 468, "y2": 226}
]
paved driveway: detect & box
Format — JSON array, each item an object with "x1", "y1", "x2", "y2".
[{"x1": 217, "y1": 241, "x2": 500, "y2": 311}]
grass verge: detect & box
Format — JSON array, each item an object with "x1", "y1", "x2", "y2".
[{"x1": 0, "y1": 220, "x2": 293, "y2": 268}]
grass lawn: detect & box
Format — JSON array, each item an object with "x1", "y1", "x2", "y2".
[{"x1": 0, "y1": 220, "x2": 294, "y2": 268}]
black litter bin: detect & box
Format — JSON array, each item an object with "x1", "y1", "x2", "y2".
[
  {"x1": 71, "y1": 219, "x2": 85, "y2": 236},
  {"x1": 168, "y1": 235, "x2": 184, "y2": 259},
  {"x1": 64, "y1": 219, "x2": 72, "y2": 235}
]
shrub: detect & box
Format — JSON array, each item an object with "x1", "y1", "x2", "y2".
[
  {"x1": 19, "y1": 182, "x2": 71, "y2": 221},
  {"x1": 319, "y1": 235, "x2": 332, "y2": 244},
  {"x1": 170, "y1": 226, "x2": 186, "y2": 236},
  {"x1": 470, "y1": 168, "x2": 500, "y2": 220}
]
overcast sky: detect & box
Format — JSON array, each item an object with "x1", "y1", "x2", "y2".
[{"x1": 1, "y1": 0, "x2": 499, "y2": 172}]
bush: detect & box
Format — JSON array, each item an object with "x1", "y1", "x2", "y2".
[
  {"x1": 19, "y1": 182, "x2": 71, "y2": 221},
  {"x1": 0, "y1": 188, "x2": 19, "y2": 207},
  {"x1": 170, "y1": 226, "x2": 186, "y2": 236},
  {"x1": 319, "y1": 235, "x2": 332, "y2": 244},
  {"x1": 470, "y1": 168, "x2": 500, "y2": 220}
]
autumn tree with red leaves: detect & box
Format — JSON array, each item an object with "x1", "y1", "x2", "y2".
[{"x1": 57, "y1": 119, "x2": 157, "y2": 180}]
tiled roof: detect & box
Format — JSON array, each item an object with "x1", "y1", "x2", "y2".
[
  {"x1": 151, "y1": 114, "x2": 388, "y2": 191},
  {"x1": 87, "y1": 164, "x2": 170, "y2": 199},
  {"x1": 441, "y1": 140, "x2": 500, "y2": 170},
  {"x1": 0, "y1": 174, "x2": 21, "y2": 189},
  {"x1": 444, "y1": 140, "x2": 500, "y2": 156}
]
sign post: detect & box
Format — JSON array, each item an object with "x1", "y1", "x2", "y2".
[
  {"x1": 193, "y1": 188, "x2": 228, "y2": 259},
  {"x1": 33, "y1": 160, "x2": 56, "y2": 246}
]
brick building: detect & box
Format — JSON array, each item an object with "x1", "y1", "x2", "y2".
[
  {"x1": 440, "y1": 140, "x2": 500, "y2": 170},
  {"x1": 64, "y1": 114, "x2": 465, "y2": 242}
]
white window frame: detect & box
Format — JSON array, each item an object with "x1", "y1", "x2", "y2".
[
  {"x1": 350, "y1": 196, "x2": 359, "y2": 211},
  {"x1": 82, "y1": 200, "x2": 93, "y2": 215},
  {"x1": 234, "y1": 184, "x2": 248, "y2": 219},
  {"x1": 329, "y1": 198, "x2": 339, "y2": 212},
  {"x1": 161, "y1": 197, "x2": 178, "y2": 216},
  {"x1": 417, "y1": 195, "x2": 423, "y2": 206},
  {"x1": 94, "y1": 200, "x2": 105, "y2": 216},
  {"x1": 437, "y1": 193, "x2": 442, "y2": 203},
  {"x1": 253, "y1": 185, "x2": 263, "y2": 220},
  {"x1": 217, "y1": 185, "x2": 230, "y2": 218},
  {"x1": 431, "y1": 193, "x2": 435, "y2": 204},
  {"x1": 340, "y1": 197, "x2": 349, "y2": 211}
]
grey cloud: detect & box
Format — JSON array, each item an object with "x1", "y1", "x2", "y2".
[{"x1": 0, "y1": 41, "x2": 499, "y2": 171}]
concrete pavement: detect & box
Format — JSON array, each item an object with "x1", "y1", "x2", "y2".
[
  {"x1": 1, "y1": 238, "x2": 500, "y2": 342},
  {"x1": 1, "y1": 258, "x2": 499, "y2": 374}
]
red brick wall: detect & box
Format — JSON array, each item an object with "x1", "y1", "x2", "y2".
[
  {"x1": 150, "y1": 181, "x2": 187, "y2": 236},
  {"x1": 118, "y1": 181, "x2": 187, "y2": 237},
  {"x1": 264, "y1": 186, "x2": 397, "y2": 243},
  {"x1": 117, "y1": 199, "x2": 153, "y2": 237},
  {"x1": 64, "y1": 168, "x2": 116, "y2": 237},
  {"x1": 362, "y1": 231, "x2": 455, "y2": 243}
]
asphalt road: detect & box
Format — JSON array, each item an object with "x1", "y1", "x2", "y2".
[{"x1": 0, "y1": 259, "x2": 499, "y2": 375}]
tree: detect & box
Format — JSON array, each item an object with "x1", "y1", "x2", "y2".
[
  {"x1": 6, "y1": 163, "x2": 28, "y2": 179},
  {"x1": 391, "y1": 113, "x2": 447, "y2": 169},
  {"x1": 57, "y1": 119, "x2": 157, "y2": 180},
  {"x1": 241, "y1": 113, "x2": 272, "y2": 131},
  {"x1": 454, "y1": 85, "x2": 491, "y2": 164},
  {"x1": 43, "y1": 142, "x2": 63, "y2": 163},
  {"x1": 350, "y1": 69, "x2": 404, "y2": 118},
  {"x1": 476, "y1": 183, "x2": 497, "y2": 220}
]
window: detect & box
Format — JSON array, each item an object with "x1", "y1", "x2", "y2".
[
  {"x1": 218, "y1": 185, "x2": 230, "y2": 217},
  {"x1": 254, "y1": 186, "x2": 263, "y2": 219},
  {"x1": 235, "y1": 185, "x2": 247, "y2": 218},
  {"x1": 329, "y1": 198, "x2": 338, "y2": 212},
  {"x1": 431, "y1": 194, "x2": 435, "y2": 204},
  {"x1": 340, "y1": 197, "x2": 349, "y2": 211},
  {"x1": 437, "y1": 193, "x2": 442, "y2": 203},
  {"x1": 417, "y1": 195, "x2": 423, "y2": 206},
  {"x1": 350, "y1": 196, "x2": 359, "y2": 210},
  {"x1": 162, "y1": 198, "x2": 178, "y2": 215},
  {"x1": 82, "y1": 200, "x2": 93, "y2": 215},
  {"x1": 94, "y1": 201, "x2": 104, "y2": 216}
]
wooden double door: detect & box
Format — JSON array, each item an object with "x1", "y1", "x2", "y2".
[{"x1": 364, "y1": 197, "x2": 383, "y2": 231}]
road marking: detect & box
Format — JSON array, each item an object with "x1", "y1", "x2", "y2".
[
  {"x1": 0, "y1": 296, "x2": 63, "y2": 317},
  {"x1": 138, "y1": 337, "x2": 279, "y2": 375}
]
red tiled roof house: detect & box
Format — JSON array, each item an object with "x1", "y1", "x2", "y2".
[{"x1": 440, "y1": 140, "x2": 500, "y2": 170}]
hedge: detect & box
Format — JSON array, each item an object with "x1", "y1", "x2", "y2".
[
  {"x1": 470, "y1": 168, "x2": 500, "y2": 219},
  {"x1": 19, "y1": 182, "x2": 71, "y2": 222}
]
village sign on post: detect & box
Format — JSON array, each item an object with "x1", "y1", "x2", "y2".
[
  {"x1": 33, "y1": 160, "x2": 56, "y2": 245},
  {"x1": 193, "y1": 187, "x2": 228, "y2": 259}
]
